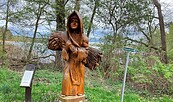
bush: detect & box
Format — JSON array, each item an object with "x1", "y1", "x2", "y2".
[
  {"x1": 98, "y1": 34, "x2": 124, "y2": 80},
  {"x1": 168, "y1": 49, "x2": 173, "y2": 62},
  {"x1": 127, "y1": 54, "x2": 173, "y2": 96}
]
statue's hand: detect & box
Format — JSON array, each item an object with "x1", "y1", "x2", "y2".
[
  {"x1": 65, "y1": 40, "x2": 76, "y2": 53},
  {"x1": 49, "y1": 32, "x2": 61, "y2": 39},
  {"x1": 47, "y1": 32, "x2": 64, "y2": 50},
  {"x1": 47, "y1": 37, "x2": 59, "y2": 50}
]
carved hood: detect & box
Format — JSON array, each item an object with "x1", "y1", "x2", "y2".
[{"x1": 67, "y1": 11, "x2": 84, "y2": 47}]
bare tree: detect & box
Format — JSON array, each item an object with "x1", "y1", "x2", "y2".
[
  {"x1": 27, "y1": 2, "x2": 48, "y2": 61},
  {"x1": 55, "y1": 0, "x2": 66, "y2": 70},
  {"x1": 96, "y1": 0, "x2": 153, "y2": 43},
  {"x1": 2, "y1": 0, "x2": 10, "y2": 53},
  {"x1": 153, "y1": 0, "x2": 168, "y2": 64},
  {"x1": 86, "y1": 0, "x2": 99, "y2": 37},
  {"x1": 74, "y1": 0, "x2": 80, "y2": 11}
]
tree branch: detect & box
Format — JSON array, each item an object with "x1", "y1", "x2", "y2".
[
  {"x1": 30, "y1": 54, "x2": 55, "y2": 60},
  {"x1": 64, "y1": 0, "x2": 69, "y2": 6},
  {"x1": 124, "y1": 37, "x2": 161, "y2": 51}
]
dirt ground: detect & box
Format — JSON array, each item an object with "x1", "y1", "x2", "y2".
[
  {"x1": 2, "y1": 45, "x2": 28, "y2": 71},
  {"x1": 2, "y1": 44, "x2": 55, "y2": 72}
]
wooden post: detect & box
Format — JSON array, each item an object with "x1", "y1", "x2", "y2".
[
  {"x1": 20, "y1": 64, "x2": 36, "y2": 102},
  {"x1": 25, "y1": 87, "x2": 31, "y2": 102}
]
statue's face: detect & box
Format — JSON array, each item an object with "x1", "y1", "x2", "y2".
[{"x1": 70, "y1": 18, "x2": 79, "y2": 29}]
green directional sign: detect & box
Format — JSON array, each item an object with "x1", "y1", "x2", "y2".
[
  {"x1": 123, "y1": 47, "x2": 136, "y2": 52},
  {"x1": 120, "y1": 47, "x2": 136, "y2": 102}
]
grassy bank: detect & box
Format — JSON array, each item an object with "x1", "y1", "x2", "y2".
[
  {"x1": 0, "y1": 67, "x2": 173, "y2": 102},
  {"x1": 0, "y1": 35, "x2": 46, "y2": 43},
  {"x1": 11, "y1": 36, "x2": 46, "y2": 43}
]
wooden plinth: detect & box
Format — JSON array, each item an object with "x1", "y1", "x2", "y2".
[{"x1": 60, "y1": 95, "x2": 85, "y2": 102}]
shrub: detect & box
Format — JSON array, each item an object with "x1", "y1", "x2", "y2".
[{"x1": 128, "y1": 54, "x2": 173, "y2": 96}]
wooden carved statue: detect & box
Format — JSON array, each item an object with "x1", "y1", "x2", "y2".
[{"x1": 47, "y1": 11, "x2": 102, "y2": 96}]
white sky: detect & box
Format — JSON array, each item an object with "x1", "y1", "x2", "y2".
[
  {"x1": 0, "y1": 0, "x2": 173, "y2": 35},
  {"x1": 160, "y1": 0, "x2": 173, "y2": 3},
  {"x1": 159, "y1": 0, "x2": 173, "y2": 23},
  {"x1": 160, "y1": 0, "x2": 173, "y2": 8}
]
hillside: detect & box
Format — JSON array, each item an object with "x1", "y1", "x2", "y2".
[{"x1": 0, "y1": 67, "x2": 173, "y2": 102}]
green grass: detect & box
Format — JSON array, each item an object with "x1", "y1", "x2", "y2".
[
  {"x1": 0, "y1": 66, "x2": 24, "y2": 101},
  {"x1": 0, "y1": 67, "x2": 62, "y2": 101},
  {"x1": 0, "y1": 67, "x2": 173, "y2": 102}
]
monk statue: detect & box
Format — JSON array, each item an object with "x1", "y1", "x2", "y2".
[{"x1": 47, "y1": 11, "x2": 102, "y2": 97}]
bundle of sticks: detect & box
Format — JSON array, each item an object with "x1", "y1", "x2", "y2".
[{"x1": 47, "y1": 31, "x2": 102, "y2": 70}]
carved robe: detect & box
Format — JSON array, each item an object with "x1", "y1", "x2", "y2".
[{"x1": 61, "y1": 11, "x2": 89, "y2": 96}]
